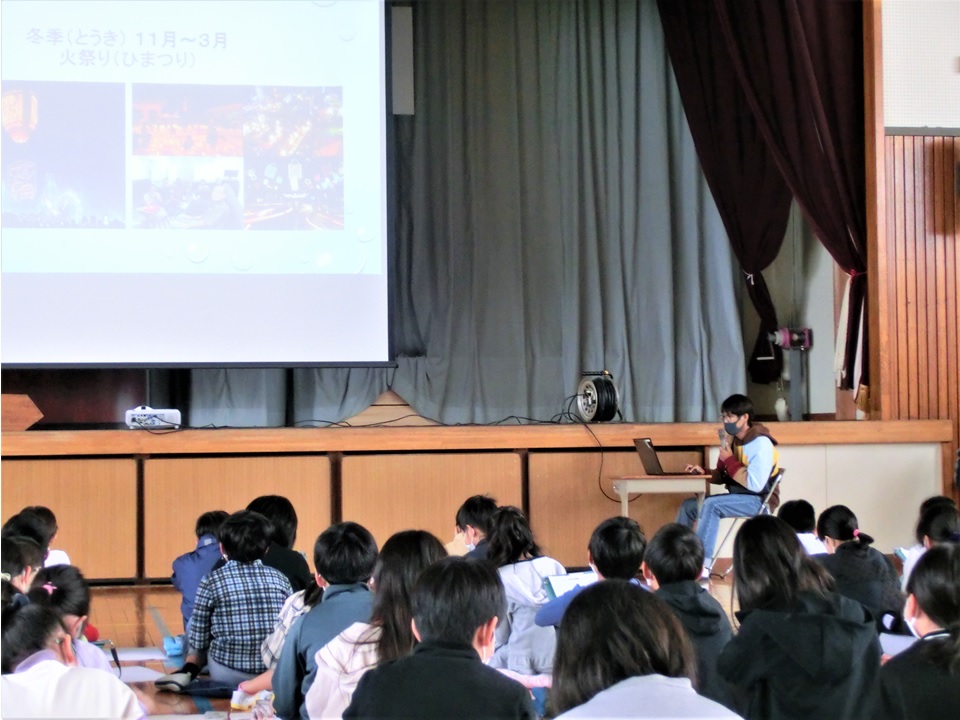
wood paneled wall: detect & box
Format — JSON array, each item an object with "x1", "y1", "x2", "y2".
[{"x1": 883, "y1": 135, "x2": 960, "y2": 465}]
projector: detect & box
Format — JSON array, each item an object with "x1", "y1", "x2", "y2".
[{"x1": 125, "y1": 406, "x2": 181, "y2": 430}]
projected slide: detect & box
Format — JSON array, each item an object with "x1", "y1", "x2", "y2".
[{"x1": 1, "y1": 0, "x2": 390, "y2": 365}]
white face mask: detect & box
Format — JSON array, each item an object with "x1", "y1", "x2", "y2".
[
  {"x1": 465, "y1": 543, "x2": 476, "y2": 552},
  {"x1": 904, "y1": 614, "x2": 921, "y2": 639}
]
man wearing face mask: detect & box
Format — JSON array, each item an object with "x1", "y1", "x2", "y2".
[{"x1": 677, "y1": 394, "x2": 780, "y2": 576}]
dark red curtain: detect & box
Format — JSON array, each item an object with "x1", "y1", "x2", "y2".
[
  {"x1": 657, "y1": 0, "x2": 794, "y2": 384},
  {"x1": 713, "y1": 0, "x2": 869, "y2": 389}
]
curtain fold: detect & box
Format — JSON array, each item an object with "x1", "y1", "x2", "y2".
[
  {"x1": 713, "y1": 0, "x2": 869, "y2": 390},
  {"x1": 656, "y1": 0, "x2": 794, "y2": 385},
  {"x1": 187, "y1": 0, "x2": 744, "y2": 426}
]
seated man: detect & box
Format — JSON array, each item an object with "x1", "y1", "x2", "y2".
[
  {"x1": 677, "y1": 393, "x2": 780, "y2": 574},
  {"x1": 535, "y1": 516, "x2": 646, "y2": 627},
  {"x1": 344, "y1": 556, "x2": 535, "y2": 720}
]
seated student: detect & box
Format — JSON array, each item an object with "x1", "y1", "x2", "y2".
[
  {"x1": 535, "y1": 516, "x2": 646, "y2": 627},
  {"x1": 777, "y1": 499, "x2": 828, "y2": 555},
  {"x1": 343, "y1": 556, "x2": 536, "y2": 720},
  {"x1": 306, "y1": 530, "x2": 448, "y2": 718},
  {"x1": 20, "y1": 507, "x2": 70, "y2": 567},
  {"x1": 172, "y1": 510, "x2": 228, "y2": 635},
  {"x1": 718, "y1": 515, "x2": 881, "y2": 720},
  {"x1": 814, "y1": 504, "x2": 904, "y2": 628},
  {"x1": 272, "y1": 521, "x2": 378, "y2": 720},
  {"x1": 3, "y1": 512, "x2": 52, "y2": 562},
  {"x1": 1, "y1": 603, "x2": 148, "y2": 719},
  {"x1": 486, "y1": 506, "x2": 565, "y2": 675},
  {"x1": 1, "y1": 535, "x2": 44, "y2": 593},
  {"x1": 900, "y1": 501, "x2": 960, "y2": 592},
  {"x1": 455, "y1": 495, "x2": 498, "y2": 560},
  {"x1": 898, "y1": 496, "x2": 957, "y2": 591},
  {"x1": 161, "y1": 510, "x2": 293, "y2": 688},
  {"x1": 641, "y1": 523, "x2": 737, "y2": 713},
  {"x1": 879, "y1": 543, "x2": 960, "y2": 720},
  {"x1": 678, "y1": 394, "x2": 780, "y2": 574},
  {"x1": 27, "y1": 565, "x2": 112, "y2": 673},
  {"x1": 550, "y1": 580, "x2": 741, "y2": 718}
]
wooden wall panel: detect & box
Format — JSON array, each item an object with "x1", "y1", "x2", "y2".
[
  {"x1": 529, "y1": 449, "x2": 700, "y2": 567},
  {"x1": 884, "y1": 135, "x2": 960, "y2": 483},
  {"x1": 142, "y1": 456, "x2": 331, "y2": 579},
  {"x1": 1, "y1": 459, "x2": 137, "y2": 579},
  {"x1": 341, "y1": 453, "x2": 522, "y2": 551}
]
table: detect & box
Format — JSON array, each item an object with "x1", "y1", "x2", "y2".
[{"x1": 611, "y1": 475, "x2": 708, "y2": 518}]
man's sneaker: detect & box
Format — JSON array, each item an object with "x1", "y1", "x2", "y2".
[{"x1": 155, "y1": 671, "x2": 193, "y2": 692}]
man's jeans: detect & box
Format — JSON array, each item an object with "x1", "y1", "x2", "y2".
[{"x1": 677, "y1": 493, "x2": 763, "y2": 568}]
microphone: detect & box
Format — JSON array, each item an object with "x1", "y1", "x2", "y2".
[{"x1": 717, "y1": 428, "x2": 728, "y2": 450}]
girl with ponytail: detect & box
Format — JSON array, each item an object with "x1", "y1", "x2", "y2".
[
  {"x1": 879, "y1": 543, "x2": 960, "y2": 718},
  {"x1": 815, "y1": 505, "x2": 904, "y2": 628}
]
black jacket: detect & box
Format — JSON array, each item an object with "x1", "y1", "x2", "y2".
[
  {"x1": 655, "y1": 580, "x2": 738, "y2": 713},
  {"x1": 212, "y1": 543, "x2": 313, "y2": 592},
  {"x1": 815, "y1": 542, "x2": 904, "y2": 627},
  {"x1": 344, "y1": 639, "x2": 536, "y2": 720},
  {"x1": 718, "y1": 590, "x2": 882, "y2": 720},
  {"x1": 879, "y1": 630, "x2": 960, "y2": 720}
]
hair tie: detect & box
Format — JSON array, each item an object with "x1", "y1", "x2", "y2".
[
  {"x1": 42, "y1": 583, "x2": 57, "y2": 595},
  {"x1": 852, "y1": 529, "x2": 860, "y2": 539}
]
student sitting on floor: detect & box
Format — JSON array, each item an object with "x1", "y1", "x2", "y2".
[
  {"x1": 172, "y1": 510, "x2": 228, "y2": 635},
  {"x1": 486, "y1": 506, "x2": 565, "y2": 675},
  {"x1": 899, "y1": 500, "x2": 960, "y2": 592},
  {"x1": 19, "y1": 507, "x2": 71, "y2": 568},
  {"x1": 272, "y1": 521, "x2": 378, "y2": 720},
  {"x1": 815, "y1": 504, "x2": 904, "y2": 629},
  {"x1": 777, "y1": 499, "x2": 828, "y2": 555},
  {"x1": 879, "y1": 543, "x2": 960, "y2": 720},
  {"x1": 1, "y1": 535, "x2": 44, "y2": 594},
  {"x1": 549, "y1": 580, "x2": 741, "y2": 719},
  {"x1": 1, "y1": 603, "x2": 150, "y2": 719},
  {"x1": 343, "y1": 556, "x2": 536, "y2": 720},
  {"x1": 642, "y1": 523, "x2": 738, "y2": 713},
  {"x1": 535, "y1": 516, "x2": 646, "y2": 627},
  {"x1": 898, "y1": 496, "x2": 957, "y2": 592},
  {"x1": 306, "y1": 530, "x2": 448, "y2": 718},
  {"x1": 718, "y1": 515, "x2": 882, "y2": 720},
  {"x1": 455, "y1": 495, "x2": 498, "y2": 560},
  {"x1": 27, "y1": 565, "x2": 112, "y2": 673},
  {"x1": 160, "y1": 510, "x2": 293, "y2": 689}
]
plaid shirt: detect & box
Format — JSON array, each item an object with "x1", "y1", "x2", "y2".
[
  {"x1": 188, "y1": 559, "x2": 293, "y2": 674},
  {"x1": 261, "y1": 589, "x2": 309, "y2": 669}
]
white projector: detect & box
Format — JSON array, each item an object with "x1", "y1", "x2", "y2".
[{"x1": 125, "y1": 406, "x2": 181, "y2": 429}]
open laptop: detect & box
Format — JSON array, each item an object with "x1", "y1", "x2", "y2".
[{"x1": 633, "y1": 437, "x2": 670, "y2": 475}]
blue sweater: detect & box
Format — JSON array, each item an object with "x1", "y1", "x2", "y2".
[
  {"x1": 272, "y1": 583, "x2": 374, "y2": 720},
  {"x1": 171, "y1": 535, "x2": 222, "y2": 632}
]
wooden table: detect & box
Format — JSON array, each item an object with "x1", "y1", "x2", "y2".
[{"x1": 611, "y1": 475, "x2": 708, "y2": 518}]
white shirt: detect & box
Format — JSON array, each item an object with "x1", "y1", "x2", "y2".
[
  {"x1": 555, "y1": 675, "x2": 743, "y2": 719},
  {"x1": 1, "y1": 651, "x2": 143, "y2": 719},
  {"x1": 44, "y1": 549, "x2": 71, "y2": 568}
]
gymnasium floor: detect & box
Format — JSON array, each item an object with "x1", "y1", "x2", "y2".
[{"x1": 87, "y1": 580, "x2": 736, "y2": 718}]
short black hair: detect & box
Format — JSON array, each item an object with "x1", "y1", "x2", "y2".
[
  {"x1": 411, "y1": 556, "x2": 504, "y2": 645},
  {"x1": 195, "y1": 510, "x2": 229, "y2": 539},
  {"x1": 720, "y1": 394, "x2": 754, "y2": 424},
  {"x1": 218, "y1": 510, "x2": 271, "y2": 563},
  {"x1": 314, "y1": 522, "x2": 378, "y2": 584},
  {"x1": 906, "y1": 544, "x2": 960, "y2": 674},
  {"x1": 588, "y1": 517, "x2": 645, "y2": 580},
  {"x1": 1, "y1": 535, "x2": 43, "y2": 577},
  {"x1": 917, "y1": 504, "x2": 960, "y2": 545},
  {"x1": 246, "y1": 495, "x2": 299, "y2": 548},
  {"x1": 455, "y1": 495, "x2": 498, "y2": 536},
  {"x1": 916, "y1": 496, "x2": 959, "y2": 544},
  {"x1": 2, "y1": 513, "x2": 50, "y2": 555},
  {"x1": 643, "y1": 523, "x2": 704, "y2": 585},
  {"x1": 21, "y1": 507, "x2": 58, "y2": 542},
  {"x1": 778, "y1": 499, "x2": 817, "y2": 534}
]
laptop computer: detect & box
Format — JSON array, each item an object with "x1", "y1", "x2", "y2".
[{"x1": 633, "y1": 437, "x2": 669, "y2": 475}]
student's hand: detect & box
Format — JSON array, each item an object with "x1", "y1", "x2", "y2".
[
  {"x1": 718, "y1": 446, "x2": 733, "y2": 461},
  {"x1": 685, "y1": 464, "x2": 705, "y2": 475},
  {"x1": 880, "y1": 653, "x2": 893, "y2": 665}
]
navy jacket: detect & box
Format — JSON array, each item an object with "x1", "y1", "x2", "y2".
[{"x1": 171, "y1": 534, "x2": 222, "y2": 632}]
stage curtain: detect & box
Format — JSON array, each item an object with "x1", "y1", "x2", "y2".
[{"x1": 186, "y1": 0, "x2": 744, "y2": 426}]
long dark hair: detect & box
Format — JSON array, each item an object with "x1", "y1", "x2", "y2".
[
  {"x1": 549, "y1": 580, "x2": 696, "y2": 716},
  {"x1": 907, "y1": 543, "x2": 960, "y2": 676},
  {"x1": 369, "y1": 530, "x2": 447, "y2": 663},
  {"x1": 733, "y1": 515, "x2": 833, "y2": 613},
  {"x1": 816, "y1": 505, "x2": 876, "y2": 547},
  {"x1": 487, "y1": 506, "x2": 541, "y2": 568},
  {"x1": 917, "y1": 504, "x2": 960, "y2": 546}
]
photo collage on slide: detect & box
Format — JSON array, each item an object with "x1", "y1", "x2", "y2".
[{"x1": 1, "y1": 81, "x2": 344, "y2": 231}]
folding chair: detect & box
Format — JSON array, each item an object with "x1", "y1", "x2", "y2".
[{"x1": 708, "y1": 468, "x2": 785, "y2": 578}]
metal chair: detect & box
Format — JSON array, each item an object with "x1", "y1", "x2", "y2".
[{"x1": 708, "y1": 468, "x2": 785, "y2": 578}]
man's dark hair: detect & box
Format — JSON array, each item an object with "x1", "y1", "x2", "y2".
[
  {"x1": 314, "y1": 522, "x2": 378, "y2": 584},
  {"x1": 218, "y1": 510, "x2": 271, "y2": 563},
  {"x1": 195, "y1": 510, "x2": 229, "y2": 540},
  {"x1": 411, "y1": 556, "x2": 504, "y2": 645},
  {"x1": 720, "y1": 394, "x2": 754, "y2": 424},
  {"x1": 778, "y1": 499, "x2": 817, "y2": 534},
  {"x1": 2, "y1": 513, "x2": 50, "y2": 555},
  {"x1": 643, "y1": 523, "x2": 704, "y2": 585},
  {"x1": 455, "y1": 495, "x2": 498, "y2": 536},
  {"x1": 588, "y1": 517, "x2": 645, "y2": 580},
  {"x1": 246, "y1": 495, "x2": 299, "y2": 548}
]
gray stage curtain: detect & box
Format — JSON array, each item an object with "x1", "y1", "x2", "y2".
[{"x1": 188, "y1": 0, "x2": 743, "y2": 428}]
